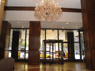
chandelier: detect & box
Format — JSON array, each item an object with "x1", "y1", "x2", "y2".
[{"x1": 34, "y1": 0, "x2": 62, "y2": 21}]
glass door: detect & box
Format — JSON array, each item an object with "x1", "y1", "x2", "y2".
[
  {"x1": 46, "y1": 43, "x2": 52, "y2": 63},
  {"x1": 44, "y1": 41, "x2": 63, "y2": 64},
  {"x1": 63, "y1": 43, "x2": 68, "y2": 60}
]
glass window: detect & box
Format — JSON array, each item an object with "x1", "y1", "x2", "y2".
[
  {"x1": 53, "y1": 43, "x2": 58, "y2": 52},
  {"x1": 55, "y1": 52, "x2": 58, "y2": 59},
  {"x1": 80, "y1": 32, "x2": 84, "y2": 60},
  {"x1": 40, "y1": 30, "x2": 45, "y2": 49},
  {"x1": 59, "y1": 43, "x2": 62, "y2": 51},
  {"x1": 25, "y1": 52, "x2": 28, "y2": 59},
  {"x1": 18, "y1": 51, "x2": 25, "y2": 59},
  {"x1": 40, "y1": 52, "x2": 44, "y2": 59},
  {"x1": 46, "y1": 43, "x2": 50, "y2": 51},
  {"x1": 59, "y1": 30, "x2": 68, "y2": 42},
  {"x1": 8, "y1": 51, "x2": 12, "y2": 57},
  {"x1": 40, "y1": 30, "x2": 45, "y2": 59},
  {"x1": 7, "y1": 29, "x2": 29, "y2": 60},
  {"x1": 46, "y1": 52, "x2": 50, "y2": 59},
  {"x1": 73, "y1": 30, "x2": 79, "y2": 42},
  {"x1": 63, "y1": 43, "x2": 68, "y2": 60},
  {"x1": 74, "y1": 43, "x2": 80, "y2": 59},
  {"x1": 46, "y1": 30, "x2": 57, "y2": 40},
  {"x1": 9, "y1": 29, "x2": 13, "y2": 50},
  {"x1": 26, "y1": 29, "x2": 29, "y2": 51},
  {"x1": 18, "y1": 29, "x2": 26, "y2": 50}
]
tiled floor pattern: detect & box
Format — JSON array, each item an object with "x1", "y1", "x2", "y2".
[{"x1": 14, "y1": 62, "x2": 95, "y2": 71}]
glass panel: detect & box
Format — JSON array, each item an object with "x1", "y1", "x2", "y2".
[
  {"x1": 40, "y1": 30, "x2": 45, "y2": 49},
  {"x1": 40, "y1": 52, "x2": 44, "y2": 59},
  {"x1": 25, "y1": 52, "x2": 28, "y2": 59},
  {"x1": 9, "y1": 29, "x2": 13, "y2": 50},
  {"x1": 74, "y1": 43, "x2": 80, "y2": 59},
  {"x1": 54, "y1": 43, "x2": 59, "y2": 59},
  {"x1": 53, "y1": 43, "x2": 58, "y2": 52},
  {"x1": 40, "y1": 30, "x2": 45, "y2": 60},
  {"x1": 59, "y1": 43, "x2": 62, "y2": 51},
  {"x1": 59, "y1": 30, "x2": 68, "y2": 42},
  {"x1": 46, "y1": 43, "x2": 50, "y2": 51},
  {"x1": 55, "y1": 52, "x2": 58, "y2": 59},
  {"x1": 18, "y1": 51, "x2": 25, "y2": 59},
  {"x1": 26, "y1": 29, "x2": 29, "y2": 51},
  {"x1": 73, "y1": 30, "x2": 79, "y2": 42},
  {"x1": 50, "y1": 43, "x2": 52, "y2": 52},
  {"x1": 59, "y1": 30, "x2": 79, "y2": 42},
  {"x1": 18, "y1": 29, "x2": 26, "y2": 50},
  {"x1": 46, "y1": 30, "x2": 57, "y2": 40},
  {"x1": 63, "y1": 43, "x2": 68, "y2": 60},
  {"x1": 8, "y1": 51, "x2": 11, "y2": 57},
  {"x1": 80, "y1": 32, "x2": 84, "y2": 60},
  {"x1": 46, "y1": 52, "x2": 50, "y2": 59},
  {"x1": 50, "y1": 53, "x2": 52, "y2": 59}
]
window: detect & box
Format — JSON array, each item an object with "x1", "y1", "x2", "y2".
[{"x1": 46, "y1": 30, "x2": 58, "y2": 40}]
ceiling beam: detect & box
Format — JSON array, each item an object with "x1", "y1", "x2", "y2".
[{"x1": 4, "y1": 6, "x2": 81, "y2": 13}]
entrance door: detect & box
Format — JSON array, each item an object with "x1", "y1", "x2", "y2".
[
  {"x1": 43, "y1": 40, "x2": 63, "y2": 64},
  {"x1": 52, "y1": 43, "x2": 63, "y2": 63}
]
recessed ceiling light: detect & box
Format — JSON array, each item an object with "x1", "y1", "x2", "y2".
[
  {"x1": 76, "y1": 26, "x2": 78, "y2": 27},
  {"x1": 66, "y1": 22, "x2": 69, "y2": 24},
  {"x1": 22, "y1": 26, "x2": 24, "y2": 28},
  {"x1": 17, "y1": 21, "x2": 20, "y2": 23}
]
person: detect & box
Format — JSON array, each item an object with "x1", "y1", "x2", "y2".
[{"x1": 61, "y1": 52, "x2": 64, "y2": 64}]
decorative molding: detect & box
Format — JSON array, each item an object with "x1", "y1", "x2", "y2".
[{"x1": 4, "y1": 6, "x2": 81, "y2": 12}]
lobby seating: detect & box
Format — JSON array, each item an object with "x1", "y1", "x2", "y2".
[{"x1": 0, "y1": 58, "x2": 15, "y2": 71}]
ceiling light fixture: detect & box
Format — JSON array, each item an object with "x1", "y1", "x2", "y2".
[
  {"x1": 66, "y1": 22, "x2": 69, "y2": 24},
  {"x1": 22, "y1": 26, "x2": 24, "y2": 28},
  {"x1": 17, "y1": 22, "x2": 20, "y2": 23},
  {"x1": 34, "y1": 0, "x2": 62, "y2": 21}
]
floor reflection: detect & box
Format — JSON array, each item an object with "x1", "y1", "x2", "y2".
[{"x1": 14, "y1": 62, "x2": 94, "y2": 71}]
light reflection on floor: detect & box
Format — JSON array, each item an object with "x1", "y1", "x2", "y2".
[{"x1": 14, "y1": 62, "x2": 94, "y2": 71}]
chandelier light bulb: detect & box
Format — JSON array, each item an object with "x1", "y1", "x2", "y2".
[
  {"x1": 36, "y1": 3, "x2": 38, "y2": 6},
  {"x1": 56, "y1": 2, "x2": 59, "y2": 5}
]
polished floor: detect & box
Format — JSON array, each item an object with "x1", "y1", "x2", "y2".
[{"x1": 14, "y1": 62, "x2": 95, "y2": 71}]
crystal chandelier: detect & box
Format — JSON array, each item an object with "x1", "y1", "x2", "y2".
[{"x1": 34, "y1": 0, "x2": 62, "y2": 21}]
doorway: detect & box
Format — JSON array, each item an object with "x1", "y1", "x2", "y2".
[{"x1": 41, "y1": 40, "x2": 64, "y2": 64}]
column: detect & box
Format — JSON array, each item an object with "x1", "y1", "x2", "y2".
[
  {"x1": 0, "y1": 21, "x2": 11, "y2": 59},
  {"x1": 28, "y1": 21, "x2": 41, "y2": 65},
  {"x1": 67, "y1": 32, "x2": 74, "y2": 61},
  {"x1": 11, "y1": 31, "x2": 20, "y2": 60},
  {"x1": 81, "y1": 0, "x2": 95, "y2": 69},
  {"x1": 0, "y1": 0, "x2": 5, "y2": 35}
]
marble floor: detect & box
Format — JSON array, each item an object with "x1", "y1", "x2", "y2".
[{"x1": 14, "y1": 62, "x2": 95, "y2": 71}]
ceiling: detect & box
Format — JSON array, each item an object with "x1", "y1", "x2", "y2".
[
  {"x1": 3, "y1": 0, "x2": 82, "y2": 29},
  {"x1": 5, "y1": 0, "x2": 81, "y2": 9},
  {"x1": 9, "y1": 21, "x2": 82, "y2": 29}
]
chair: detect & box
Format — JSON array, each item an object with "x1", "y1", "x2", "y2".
[{"x1": 0, "y1": 58, "x2": 15, "y2": 71}]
